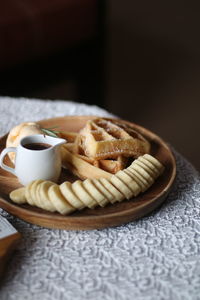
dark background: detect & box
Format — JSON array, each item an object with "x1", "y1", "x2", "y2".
[{"x1": 0, "y1": 0, "x2": 199, "y2": 170}]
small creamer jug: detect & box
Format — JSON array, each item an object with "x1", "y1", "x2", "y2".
[{"x1": 0, "y1": 134, "x2": 66, "y2": 185}]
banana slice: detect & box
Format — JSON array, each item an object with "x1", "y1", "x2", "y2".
[
  {"x1": 82, "y1": 179, "x2": 108, "y2": 207},
  {"x1": 129, "y1": 163, "x2": 154, "y2": 184},
  {"x1": 29, "y1": 180, "x2": 44, "y2": 206},
  {"x1": 92, "y1": 178, "x2": 114, "y2": 204},
  {"x1": 72, "y1": 180, "x2": 97, "y2": 209},
  {"x1": 110, "y1": 175, "x2": 133, "y2": 199},
  {"x1": 25, "y1": 181, "x2": 35, "y2": 205},
  {"x1": 123, "y1": 169, "x2": 146, "y2": 192},
  {"x1": 133, "y1": 160, "x2": 158, "y2": 178},
  {"x1": 10, "y1": 187, "x2": 26, "y2": 204},
  {"x1": 127, "y1": 166, "x2": 149, "y2": 188},
  {"x1": 137, "y1": 156, "x2": 160, "y2": 176},
  {"x1": 143, "y1": 154, "x2": 164, "y2": 171},
  {"x1": 115, "y1": 170, "x2": 141, "y2": 196},
  {"x1": 48, "y1": 184, "x2": 75, "y2": 215},
  {"x1": 60, "y1": 181, "x2": 85, "y2": 210},
  {"x1": 36, "y1": 181, "x2": 56, "y2": 212},
  {"x1": 99, "y1": 178, "x2": 124, "y2": 203},
  {"x1": 32, "y1": 183, "x2": 42, "y2": 208}
]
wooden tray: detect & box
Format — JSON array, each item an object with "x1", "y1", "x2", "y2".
[{"x1": 0, "y1": 116, "x2": 176, "y2": 230}]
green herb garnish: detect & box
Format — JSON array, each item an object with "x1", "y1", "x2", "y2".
[{"x1": 41, "y1": 126, "x2": 60, "y2": 138}]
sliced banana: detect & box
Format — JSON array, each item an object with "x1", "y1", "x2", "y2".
[
  {"x1": 10, "y1": 187, "x2": 26, "y2": 204},
  {"x1": 34, "y1": 183, "x2": 43, "y2": 208},
  {"x1": 72, "y1": 180, "x2": 97, "y2": 208},
  {"x1": 143, "y1": 154, "x2": 164, "y2": 171},
  {"x1": 83, "y1": 179, "x2": 108, "y2": 207},
  {"x1": 99, "y1": 178, "x2": 124, "y2": 203},
  {"x1": 129, "y1": 163, "x2": 154, "y2": 184},
  {"x1": 48, "y1": 184, "x2": 75, "y2": 215},
  {"x1": 29, "y1": 179, "x2": 44, "y2": 206},
  {"x1": 137, "y1": 156, "x2": 160, "y2": 176},
  {"x1": 123, "y1": 169, "x2": 146, "y2": 192},
  {"x1": 60, "y1": 181, "x2": 85, "y2": 210},
  {"x1": 92, "y1": 178, "x2": 114, "y2": 204},
  {"x1": 9, "y1": 154, "x2": 165, "y2": 215},
  {"x1": 36, "y1": 181, "x2": 56, "y2": 212},
  {"x1": 134, "y1": 160, "x2": 158, "y2": 178},
  {"x1": 127, "y1": 166, "x2": 149, "y2": 188},
  {"x1": 116, "y1": 170, "x2": 141, "y2": 196},
  {"x1": 110, "y1": 175, "x2": 133, "y2": 199},
  {"x1": 25, "y1": 181, "x2": 35, "y2": 205}
]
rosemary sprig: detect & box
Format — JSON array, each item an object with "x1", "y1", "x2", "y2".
[{"x1": 41, "y1": 127, "x2": 60, "y2": 138}]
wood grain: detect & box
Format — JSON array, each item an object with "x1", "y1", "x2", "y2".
[
  {"x1": 0, "y1": 116, "x2": 176, "y2": 230},
  {"x1": 0, "y1": 232, "x2": 21, "y2": 280}
]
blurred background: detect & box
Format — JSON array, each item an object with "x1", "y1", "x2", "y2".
[{"x1": 0, "y1": 0, "x2": 199, "y2": 170}]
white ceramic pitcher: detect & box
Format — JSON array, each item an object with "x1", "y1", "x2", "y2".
[{"x1": 0, "y1": 134, "x2": 66, "y2": 185}]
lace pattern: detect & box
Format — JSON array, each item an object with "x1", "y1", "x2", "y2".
[{"x1": 0, "y1": 97, "x2": 199, "y2": 300}]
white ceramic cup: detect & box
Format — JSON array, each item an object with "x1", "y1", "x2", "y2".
[{"x1": 0, "y1": 134, "x2": 66, "y2": 185}]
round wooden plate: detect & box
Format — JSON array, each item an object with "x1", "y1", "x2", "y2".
[{"x1": 0, "y1": 116, "x2": 176, "y2": 230}]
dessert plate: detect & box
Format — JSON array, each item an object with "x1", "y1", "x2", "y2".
[{"x1": 0, "y1": 116, "x2": 176, "y2": 230}]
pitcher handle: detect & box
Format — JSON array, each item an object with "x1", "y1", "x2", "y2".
[{"x1": 0, "y1": 147, "x2": 16, "y2": 175}]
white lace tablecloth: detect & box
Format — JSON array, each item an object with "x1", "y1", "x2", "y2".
[{"x1": 0, "y1": 97, "x2": 200, "y2": 300}]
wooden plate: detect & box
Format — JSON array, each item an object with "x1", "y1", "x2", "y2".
[{"x1": 0, "y1": 116, "x2": 176, "y2": 230}]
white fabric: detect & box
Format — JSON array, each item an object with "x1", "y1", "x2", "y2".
[{"x1": 0, "y1": 97, "x2": 200, "y2": 300}]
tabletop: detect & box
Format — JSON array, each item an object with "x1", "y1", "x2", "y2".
[{"x1": 0, "y1": 97, "x2": 200, "y2": 300}]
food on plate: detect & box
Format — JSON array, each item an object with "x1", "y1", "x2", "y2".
[
  {"x1": 6, "y1": 122, "x2": 43, "y2": 163},
  {"x1": 130, "y1": 163, "x2": 154, "y2": 184},
  {"x1": 123, "y1": 169, "x2": 147, "y2": 192},
  {"x1": 61, "y1": 146, "x2": 112, "y2": 180},
  {"x1": 62, "y1": 129, "x2": 129, "y2": 175},
  {"x1": 92, "y1": 178, "x2": 115, "y2": 204},
  {"x1": 9, "y1": 187, "x2": 26, "y2": 204},
  {"x1": 110, "y1": 175, "x2": 134, "y2": 200},
  {"x1": 48, "y1": 184, "x2": 75, "y2": 214},
  {"x1": 60, "y1": 181, "x2": 85, "y2": 210},
  {"x1": 72, "y1": 180, "x2": 98, "y2": 209},
  {"x1": 79, "y1": 118, "x2": 150, "y2": 159},
  {"x1": 36, "y1": 181, "x2": 56, "y2": 212},
  {"x1": 82, "y1": 179, "x2": 109, "y2": 207},
  {"x1": 5, "y1": 117, "x2": 151, "y2": 180},
  {"x1": 143, "y1": 153, "x2": 164, "y2": 171},
  {"x1": 9, "y1": 154, "x2": 164, "y2": 215},
  {"x1": 29, "y1": 179, "x2": 44, "y2": 206},
  {"x1": 115, "y1": 170, "x2": 141, "y2": 197},
  {"x1": 61, "y1": 117, "x2": 151, "y2": 178},
  {"x1": 5, "y1": 117, "x2": 165, "y2": 217},
  {"x1": 6, "y1": 122, "x2": 61, "y2": 163},
  {"x1": 97, "y1": 156, "x2": 128, "y2": 174}
]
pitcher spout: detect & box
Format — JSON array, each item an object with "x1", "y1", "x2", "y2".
[{"x1": 54, "y1": 138, "x2": 66, "y2": 146}]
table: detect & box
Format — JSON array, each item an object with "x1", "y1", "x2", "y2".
[{"x1": 0, "y1": 97, "x2": 200, "y2": 300}]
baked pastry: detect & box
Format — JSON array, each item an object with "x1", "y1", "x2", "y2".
[
  {"x1": 62, "y1": 118, "x2": 151, "y2": 176},
  {"x1": 79, "y1": 118, "x2": 150, "y2": 159},
  {"x1": 6, "y1": 122, "x2": 43, "y2": 163}
]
